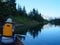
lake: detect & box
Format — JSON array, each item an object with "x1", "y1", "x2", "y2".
[{"x1": 19, "y1": 24, "x2": 60, "y2": 45}]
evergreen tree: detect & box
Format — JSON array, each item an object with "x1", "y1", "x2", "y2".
[
  {"x1": 29, "y1": 8, "x2": 44, "y2": 22},
  {"x1": 10, "y1": 0, "x2": 16, "y2": 16},
  {"x1": 22, "y1": 6, "x2": 27, "y2": 16},
  {"x1": 0, "y1": 0, "x2": 16, "y2": 21},
  {"x1": 17, "y1": 5, "x2": 23, "y2": 16}
]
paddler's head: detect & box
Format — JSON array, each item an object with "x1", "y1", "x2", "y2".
[{"x1": 5, "y1": 18, "x2": 13, "y2": 23}]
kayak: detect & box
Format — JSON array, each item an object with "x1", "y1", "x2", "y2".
[
  {"x1": 14, "y1": 37, "x2": 24, "y2": 45},
  {"x1": 0, "y1": 36, "x2": 24, "y2": 45}
]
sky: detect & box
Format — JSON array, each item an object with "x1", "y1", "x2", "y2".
[{"x1": 16, "y1": 0, "x2": 60, "y2": 19}]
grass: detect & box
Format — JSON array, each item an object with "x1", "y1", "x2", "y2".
[{"x1": 11, "y1": 16, "x2": 39, "y2": 25}]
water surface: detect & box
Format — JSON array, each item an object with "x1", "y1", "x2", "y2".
[{"x1": 19, "y1": 24, "x2": 60, "y2": 45}]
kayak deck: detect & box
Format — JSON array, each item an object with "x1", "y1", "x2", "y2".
[{"x1": 0, "y1": 36, "x2": 24, "y2": 45}]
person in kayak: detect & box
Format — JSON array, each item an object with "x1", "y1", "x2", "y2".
[{"x1": 1, "y1": 18, "x2": 16, "y2": 44}]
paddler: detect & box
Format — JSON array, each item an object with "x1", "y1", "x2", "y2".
[{"x1": 1, "y1": 18, "x2": 16, "y2": 44}]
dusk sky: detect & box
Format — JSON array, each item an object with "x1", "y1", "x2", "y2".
[{"x1": 16, "y1": 0, "x2": 60, "y2": 18}]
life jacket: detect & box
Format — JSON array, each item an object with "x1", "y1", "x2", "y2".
[{"x1": 2, "y1": 23, "x2": 13, "y2": 37}]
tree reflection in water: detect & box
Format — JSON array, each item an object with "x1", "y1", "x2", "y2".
[
  {"x1": 28, "y1": 24, "x2": 44, "y2": 38},
  {"x1": 16, "y1": 23, "x2": 60, "y2": 40},
  {"x1": 16, "y1": 24, "x2": 44, "y2": 40}
]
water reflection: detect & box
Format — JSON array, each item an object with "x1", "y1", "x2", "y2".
[
  {"x1": 17, "y1": 24, "x2": 60, "y2": 45},
  {"x1": 16, "y1": 24, "x2": 44, "y2": 40},
  {"x1": 19, "y1": 23, "x2": 55, "y2": 40},
  {"x1": 17, "y1": 23, "x2": 60, "y2": 40},
  {"x1": 28, "y1": 24, "x2": 44, "y2": 38},
  {"x1": 42, "y1": 23, "x2": 55, "y2": 29}
]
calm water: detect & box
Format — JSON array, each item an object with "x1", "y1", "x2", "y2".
[{"x1": 19, "y1": 24, "x2": 60, "y2": 45}]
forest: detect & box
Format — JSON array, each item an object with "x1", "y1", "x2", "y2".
[{"x1": 0, "y1": 0, "x2": 60, "y2": 29}]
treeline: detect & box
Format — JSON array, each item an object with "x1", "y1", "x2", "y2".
[
  {"x1": 17, "y1": 6, "x2": 44, "y2": 22},
  {"x1": 0, "y1": 0, "x2": 60, "y2": 25},
  {"x1": 0, "y1": 0, "x2": 45, "y2": 23},
  {"x1": 49, "y1": 18, "x2": 60, "y2": 25}
]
